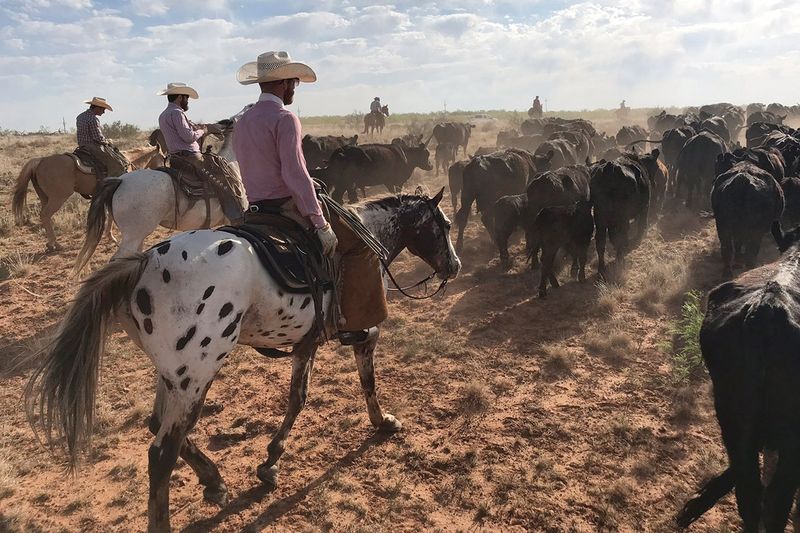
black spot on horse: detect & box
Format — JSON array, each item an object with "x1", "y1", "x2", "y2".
[
  {"x1": 216, "y1": 352, "x2": 227, "y2": 361},
  {"x1": 289, "y1": 297, "x2": 294, "y2": 306},
  {"x1": 219, "y1": 302, "x2": 233, "y2": 319},
  {"x1": 217, "y1": 240, "x2": 234, "y2": 255},
  {"x1": 156, "y1": 242, "x2": 171, "y2": 255},
  {"x1": 294, "y1": 325, "x2": 303, "y2": 329},
  {"x1": 176, "y1": 326, "x2": 197, "y2": 351},
  {"x1": 278, "y1": 309, "x2": 284, "y2": 316},
  {"x1": 189, "y1": 231, "x2": 196, "y2": 235},
  {"x1": 136, "y1": 288, "x2": 152, "y2": 315},
  {"x1": 201, "y1": 352, "x2": 207, "y2": 360},
  {"x1": 300, "y1": 297, "x2": 311, "y2": 310},
  {"x1": 277, "y1": 333, "x2": 287, "y2": 337},
  {"x1": 287, "y1": 315, "x2": 295, "y2": 320},
  {"x1": 182, "y1": 250, "x2": 188, "y2": 260},
  {"x1": 262, "y1": 330, "x2": 272, "y2": 336},
  {"x1": 200, "y1": 337, "x2": 211, "y2": 347},
  {"x1": 196, "y1": 303, "x2": 205, "y2": 315},
  {"x1": 180, "y1": 377, "x2": 191, "y2": 391},
  {"x1": 162, "y1": 376, "x2": 174, "y2": 391},
  {"x1": 144, "y1": 318, "x2": 153, "y2": 334},
  {"x1": 132, "y1": 317, "x2": 140, "y2": 330},
  {"x1": 162, "y1": 269, "x2": 171, "y2": 283},
  {"x1": 176, "y1": 365, "x2": 187, "y2": 376},
  {"x1": 221, "y1": 312, "x2": 243, "y2": 338},
  {"x1": 202, "y1": 286, "x2": 215, "y2": 300},
  {"x1": 280, "y1": 325, "x2": 288, "y2": 329}
]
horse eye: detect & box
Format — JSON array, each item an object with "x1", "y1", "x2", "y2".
[{"x1": 444, "y1": 222, "x2": 451, "y2": 230}]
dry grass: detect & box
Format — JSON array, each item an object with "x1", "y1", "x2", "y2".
[
  {"x1": 0, "y1": 445, "x2": 16, "y2": 501},
  {"x1": 539, "y1": 345, "x2": 575, "y2": 381},
  {"x1": 1, "y1": 249, "x2": 35, "y2": 279},
  {"x1": 52, "y1": 195, "x2": 88, "y2": 233},
  {"x1": 0, "y1": 213, "x2": 12, "y2": 237},
  {"x1": 457, "y1": 381, "x2": 492, "y2": 418},
  {"x1": 595, "y1": 281, "x2": 625, "y2": 317},
  {"x1": 584, "y1": 325, "x2": 636, "y2": 368}
]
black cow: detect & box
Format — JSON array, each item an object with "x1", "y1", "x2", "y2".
[
  {"x1": 621, "y1": 150, "x2": 667, "y2": 216},
  {"x1": 747, "y1": 110, "x2": 786, "y2": 127},
  {"x1": 435, "y1": 142, "x2": 458, "y2": 176},
  {"x1": 649, "y1": 111, "x2": 686, "y2": 136},
  {"x1": 699, "y1": 116, "x2": 730, "y2": 143},
  {"x1": 661, "y1": 126, "x2": 696, "y2": 185},
  {"x1": 522, "y1": 165, "x2": 591, "y2": 270},
  {"x1": 745, "y1": 122, "x2": 794, "y2": 149},
  {"x1": 302, "y1": 134, "x2": 358, "y2": 170},
  {"x1": 496, "y1": 129, "x2": 520, "y2": 148},
  {"x1": 745, "y1": 102, "x2": 765, "y2": 116},
  {"x1": 493, "y1": 193, "x2": 528, "y2": 268},
  {"x1": 616, "y1": 125, "x2": 648, "y2": 147},
  {"x1": 533, "y1": 200, "x2": 594, "y2": 297},
  {"x1": 455, "y1": 149, "x2": 537, "y2": 252},
  {"x1": 534, "y1": 139, "x2": 578, "y2": 170},
  {"x1": 431, "y1": 122, "x2": 474, "y2": 156},
  {"x1": 325, "y1": 143, "x2": 432, "y2": 203},
  {"x1": 590, "y1": 157, "x2": 650, "y2": 278},
  {"x1": 448, "y1": 160, "x2": 469, "y2": 211},
  {"x1": 711, "y1": 160, "x2": 784, "y2": 277},
  {"x1": 677, "y1": 223, "x2": 800, "y2": 532},
  {"x1": 676, "y1": 131, "x2": 727, "y2": 208},
  {"x1": 760, "y1": 132, "x2": 800, "y2": 176},
  {"x1": 507, "y1": 134, "x2": 545, "y2": 152},
  {"x1": 391, "y1": 133, "x2": 423, "y2": 147},
  {"x1": 549, "y1": 130, "x2": 593, "y2": 162},
  {"x1": 767, "y1": 102, "x2": 791, "y2": 117},
  {"x1": 781, "y1": 177, "x2": 800, "y2": 229},
  {"x1": 716, "y1": 148, "x2": 785, "y2": 183}
]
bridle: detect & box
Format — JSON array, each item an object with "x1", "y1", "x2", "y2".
[{"x1": 383, "y1": 197, "x2": 450, "y2": 300}]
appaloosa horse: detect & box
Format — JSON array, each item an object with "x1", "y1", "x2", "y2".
[{"x1": 26, "y1": 189, "x2": 460, "y2": 533}]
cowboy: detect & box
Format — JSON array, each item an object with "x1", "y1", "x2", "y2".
[
  {"x1": 531, "y1": 95, "x2": 543, "y2": 115},
  {"x1": 156, "y1": 82, "x2": 207, "y2": 159},
  {"x1": 234, "y1": 51, "x2": 388, "y2": 345},
  {"x1": 75, "y1": 97, "x2": 127, "y2": 179},
  {"x1": 620, "y1": 99, "x2": 627, "y2": 110},
  {"x1": 370, "y1": 97, "x2": 382, "y2": 114}
]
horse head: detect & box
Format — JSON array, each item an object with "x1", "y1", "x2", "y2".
[
  {"x1": 382, "y1": 105, "x2": 390, "y2": 117},
  {"x1": 396, "y1": 188, "x2": 461, "y2": 280}
]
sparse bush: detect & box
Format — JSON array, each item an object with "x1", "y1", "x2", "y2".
[
  {"x1": 457, "y1": 382, "x2": 491, "y2": 418},
  {"x1": 665, "y1": 290, "x2": 705, "y2": 384},
  {"x1": 103, "y1": 121, "x2": 141, "y2": 139},
  {"x1": 596, "y1": 281, "x2": 625, "y2": 317},
  {"x1": 585, "y1": 327, "x2": 634, "y2": 367},
  {"x1": 540, "y1": 346, "x2": 574, "y2": 381},
  {"x1": 344, "y1": 110, "x2": 362, "y2": 131},
  {"x1": 2, "y1": 250, "x2": 35, "y2": 278}
]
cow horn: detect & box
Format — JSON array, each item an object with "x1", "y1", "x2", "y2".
[{"x1": 424, "y1": 132, "x2": 434, "y2": 147}]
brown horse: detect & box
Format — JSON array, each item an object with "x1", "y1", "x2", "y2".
[{"x1": 363, "y1": 105, "x2": 389, "y2": 136}]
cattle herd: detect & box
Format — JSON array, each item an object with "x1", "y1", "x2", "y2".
[{"x1": 300, "y1": 102, "x2": 800, "y2": 530}]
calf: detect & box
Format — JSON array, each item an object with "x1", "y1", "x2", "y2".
[
  {"x1": 590, "y1": 158, "x2": 650, "y2": 278},
  {"x1": 677, "y1": 222, "x2": 800, "y2": 531},
  {"x1": 533, "y1": 200, "x2": 594, "y2": 297},
  {"x1": 711, "y1": 160, "x2": 784, "y2": 277},
  {"x1": 435, "y1": 142, "x2": 458, "y2": 176}
]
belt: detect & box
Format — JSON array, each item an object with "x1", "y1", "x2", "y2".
[{"x1": 248, "y1": 197, "x2": 291, "y2": 213}]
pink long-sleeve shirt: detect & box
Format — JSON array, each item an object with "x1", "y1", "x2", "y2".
[
  {"x1": 158, "y1": 102, "x2": 203, "y2": 154},
  {"x1": 233, "y1": 93, "x2": 326, "y2": 228}
]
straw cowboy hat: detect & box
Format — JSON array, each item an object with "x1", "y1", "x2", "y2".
[
  {"x1": 156, "y1": 82, "x2": 199, "y2": 99},
  {"x1": 236, "y1": 51, "x2": 316, "y2": 85},
  {"x1": 83, "y1": 97, "x2": 113, "y2": 111}
]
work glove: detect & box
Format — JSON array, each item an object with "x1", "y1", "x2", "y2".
[{"x1": 316, "y1": 223, "x2": 337, "y2": 257}]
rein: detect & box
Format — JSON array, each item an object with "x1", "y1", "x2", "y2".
[{"x1": 320, "y1": 192, "x2": 449, "y2": 300}]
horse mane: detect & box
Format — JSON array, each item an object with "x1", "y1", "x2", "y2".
[{"x1": 361, "y1": 193, "x2": 425, "y2": 212}]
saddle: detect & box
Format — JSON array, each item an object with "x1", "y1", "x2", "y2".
[
  {"x1": 159, "y1": 152, "x2": 247, "y2": 228},
  {"x1": 68, "y1": 148, "x2": 99, "y2": 175},
  {"x1": 219, "y1": 210, "x2": 339, "y2": 356}
]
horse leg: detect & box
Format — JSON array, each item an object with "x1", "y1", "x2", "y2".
[
  {"x1": 147, "y1": 383, "x2": 202, "y2": 533},
  {"x1": 104, "y1": 219, "x2": 118, "y2": 244},
  {"x1": 257, "y1": 348, "x2": 317, "y2": 489},
  {"x1": 353, "y1": 330, "x2": 402, "y2": 432},
  {"x1": 148, "y1": 380, "x2": 228, "y2": 506},
  {"x1": 40, "y1": 191, "x2": 71, "y2": 252}
]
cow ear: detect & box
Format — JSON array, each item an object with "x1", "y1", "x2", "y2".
[
  {"x1": 431, "y1": 187, "x2": 445, "y2": 206},
  {"x1": 650, "y1": 148, "x2": 660, "y2": 158},
  {"x1": 353, "y1": 134, "x2": 359, "y2": 142},
  {"x1": 414, "y1": 185, "x2": 426, "y2": 196}
]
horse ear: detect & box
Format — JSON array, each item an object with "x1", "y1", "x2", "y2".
[{"x1": 431, "y1": 187, "x2": 445, "y2": 206}]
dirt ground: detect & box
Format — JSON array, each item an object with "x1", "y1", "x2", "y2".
[{"x1": 0, "y1": 114, "x2": 773, "y2": 532}]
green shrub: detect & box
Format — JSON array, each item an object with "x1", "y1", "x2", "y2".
[
  {"x1": 665, "y1": 290, "x2": 706, "y2": 384},
  {"x1": 104, "y1": 121, "x2": 141, "y2": 139}
]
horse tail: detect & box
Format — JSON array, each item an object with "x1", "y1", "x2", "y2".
[
  {"x1": 25, "y1": 254, "x2": 149, "y2": 470},
  {"x1": 12, "y1": 157, "x2": 42, "y2": 224},
  {"x1": 73, "y1": 178, "x2": 122, "y2": 276}
]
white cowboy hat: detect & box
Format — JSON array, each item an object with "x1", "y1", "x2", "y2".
[
  {"x1": 83, "y1": 96, "x2": 113, "y2": 111},
  {"x1": 156, "y1": 82, "x2": 199, "y2": 99},
  {"x1": 236, "y1": 51, "x2": 316, "y2": 85}
]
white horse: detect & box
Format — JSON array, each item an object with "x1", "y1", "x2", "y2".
[
  {"x1": 73, "y1": 106, "x2": 251, "y2": 275},
  {"x1": 26, "y1": 189, "x2": 460, "y2": 533}
]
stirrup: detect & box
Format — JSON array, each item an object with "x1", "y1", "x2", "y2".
[{"x1": 337, "y1": 327, "x2": 378, "y2": 346}]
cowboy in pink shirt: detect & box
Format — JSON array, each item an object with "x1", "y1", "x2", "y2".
[
  {"x1": 157, "y1": 82, "x2": 206, "y2": 155},
  {"x1": 234, "y1": 51, "x2": 388, "y2": 345}
]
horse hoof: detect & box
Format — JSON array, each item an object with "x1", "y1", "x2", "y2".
[
  {"x1": 378, "y1": 414, "x2": 403, "y2": 433},
  {"x1": 203, "y1": 484, "x2": 229, "y2": 507},
  {"x1": 256, "y1": 463, "x2": 279, "y2": 491}
]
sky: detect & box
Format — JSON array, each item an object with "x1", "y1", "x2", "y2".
[{"x1": 1, "y1": 0, "x2": 799, "y2": 131}]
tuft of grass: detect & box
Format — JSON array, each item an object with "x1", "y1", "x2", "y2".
[
  {"x1": 457, "y1": 382, "x2": 491, "y2": 418},
  {"x1": 596, "y1": 281, "x2": 625, "y2": 317},
  {"x1": 2, "y1": 250, "x2": 35, "y2": 279},
  {"x1": 0, "y1": 213, "x2": 12, "y2": 237},
  {"x1": 540, "y1": 345, "x2": 575, "y2": 381},
  {"x1": 585, "y1": 327, "x2": 635, "y2": 368},
  {"x1": 670, "y1": 386, "x2": 698, "y2": 426},
  {"x1": 664, "y1": 290, "x2": 706, "y2": 384},
  {"x1": 0, "y1": 446, "x2": 16, "y2": 500}
]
